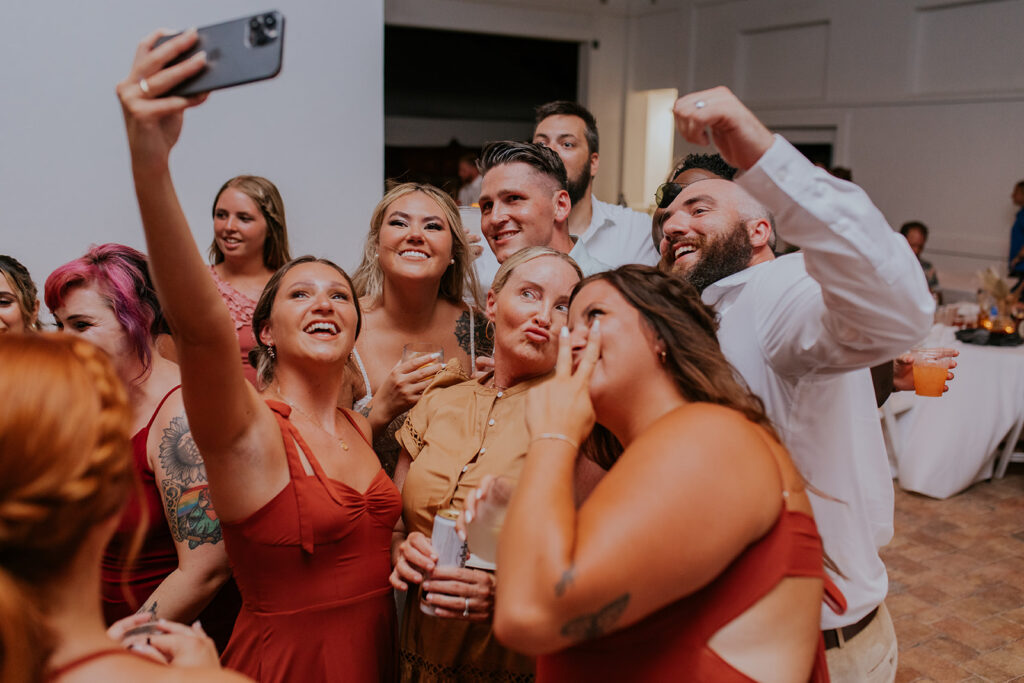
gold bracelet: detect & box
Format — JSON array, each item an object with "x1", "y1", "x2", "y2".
[{"x1": 531, "y1": 433, "x2": 580, "y2": 451}]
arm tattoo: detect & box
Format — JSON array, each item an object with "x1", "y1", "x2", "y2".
[
  {"x1": 158, "y1": 416, "x2": 222, "y2": 549},
  {"x1": 454, "y1": 311, "x2": 473, "y2": 357},
  {"x1": 555, "y1": 567, "x2": 575, "y2": 597},
  {"x1": 454, "y1": 310, "x2": 495, "y2": 360},
  {"x1": 136, "y1": 600, "x2": 158, "y2": 617},
  {"x1": 560, "y1": 593, "x2": 630, "y2": 642}
]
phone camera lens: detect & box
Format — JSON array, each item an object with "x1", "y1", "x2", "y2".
[
  {"x1": 263, "y1": 14, "x2": 276, "y2": 28},
  {"x1": 250, "y1": 18, "x2": 261, "y2": 30}
]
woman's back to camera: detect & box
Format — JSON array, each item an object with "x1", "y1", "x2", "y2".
[{"x1": 0, "y1": 334, "x2": 247, "y2": 683}]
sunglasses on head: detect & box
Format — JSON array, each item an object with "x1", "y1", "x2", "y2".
[{"x1": 654, "y1": 182, "x2": 683, "y2": 210}]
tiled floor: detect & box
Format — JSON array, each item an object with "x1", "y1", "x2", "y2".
[{"x1": 881, "y1": 463, "x2": 1024, "y2": 682}]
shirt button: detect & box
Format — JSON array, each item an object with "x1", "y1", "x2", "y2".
[
  {"x1": 488, "y1": 419, "x2": 495, "y2": 426},
  {"x1": 496, "y1": 391, "x2": 504, "y2": 398},
  {"x1": 461, "y1": 465, "x2": 468, "y2": 473}
]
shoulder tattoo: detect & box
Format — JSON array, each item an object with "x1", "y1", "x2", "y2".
[
  {"x1": 560, "y1": 593, "x2": 630, "y2": 642},
  {"x1": 158, "y1": 416, "x2": 222, "y2": 548}
]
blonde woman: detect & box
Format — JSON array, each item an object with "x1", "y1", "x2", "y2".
[{"x1": 349, "y1": 183, "x2": 491, "y2": 475}]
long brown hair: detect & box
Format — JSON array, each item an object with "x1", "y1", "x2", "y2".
[
  {"x1": 0, "y1": 335, "x2": 134, "y2": 683},
  {"x1": 572, "y1": 265, "x2": 779, "y2": 468},
  {"x1": 209, "y1": 175, "x2": 292, "y2": 271},
  {"x1": 249, "y1": 256, "x2": 362, "y2": 389}
]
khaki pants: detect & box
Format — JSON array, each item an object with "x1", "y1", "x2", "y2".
[{"x1": 825, "y1": 602, "x2": 898, "y2": 683}]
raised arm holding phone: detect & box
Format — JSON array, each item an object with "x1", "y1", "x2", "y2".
[{"x1": 117, "y1": 28, "x2": 400, "y2": 683}]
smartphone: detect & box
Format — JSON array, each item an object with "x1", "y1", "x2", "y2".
[{"x1": 153, "y1": 10, "x2": 284, "y2": 97}]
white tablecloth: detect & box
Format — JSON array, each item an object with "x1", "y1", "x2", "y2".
[{"x1": 893, "y1": 326, "x2": 1024, "y2": 498}]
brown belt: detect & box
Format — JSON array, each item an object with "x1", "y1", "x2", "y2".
[{"x1": 822, "y1": 606, "x2": 879, "y2": 650}]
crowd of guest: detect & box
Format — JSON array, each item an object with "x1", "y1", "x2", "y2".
[{"x1": 0, "y1": 26, "x2": 947, "y2": 683}]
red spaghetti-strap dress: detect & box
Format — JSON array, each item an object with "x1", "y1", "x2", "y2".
[
  {"x1": 101, "y1": 386, "x2": 181, "y2": 620},
  {"x1": 101, "y1": 384, "x2": 241, "y2": 650},
  {"x1": 219, "y1": 400, "x2": 401, "y2": 683},
  {"x1": 536, "y1": 506, "x2": 846, "y2": 683}
]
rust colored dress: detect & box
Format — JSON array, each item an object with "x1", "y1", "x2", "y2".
[
  {"x1": 536, "y1": 506, "x2": 847, "y2": 683},
  {"x1": 219, "y1": 400, "x2": 401, "y2": 682}
]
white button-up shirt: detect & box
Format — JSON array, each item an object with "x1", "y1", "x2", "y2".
[
  {"x1": 706, "y1": 135, "x2": 934, "y2": 629},
  {"x1": 577, "y1": 197, "x2": 660, "y2": 267}
]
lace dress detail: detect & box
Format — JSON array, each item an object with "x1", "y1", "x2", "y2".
[{"x1": 209, "y1": 266, "x2": 259, "y2": 385}]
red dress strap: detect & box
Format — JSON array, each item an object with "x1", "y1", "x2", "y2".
[
  {"x1": 339, "y1": 407, "x2": 371, "y2": 446},
  {"x1": 46, "y1": 648, "x2": 155, "y2": 680},
  {"x1": 264, "y1": 400, "x2": 361, "y2": 554},
  {"x1": 144, "y1": 384, "x2": 182, "y2": 432}
]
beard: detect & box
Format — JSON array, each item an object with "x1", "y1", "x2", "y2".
[
  {"x1": 566, "y1": 164, "x2": 591, "y2": 206},
  {"x1": 665, "y1": 221, "x2": 754, "y2": 292}
]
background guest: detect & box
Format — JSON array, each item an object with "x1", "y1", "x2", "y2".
[
  {"x1": 899, "y1": 221, "x2": 939, "y2": 293},
  {"x1": 118, "y1": 29, "x2": 400, "y2": 681},
  {"x1": 208, "y1": 175, "x2": 292, "y2": 385},
  {"x1": 456, "y1": 153, "x2": 482, "y2": 206},
  {"x1": 350, "y1": 182, "x2": 490, "y2": 476},
  {"x1": 44, "y1": 244, "x2": 236, "y2": 647},
  {"x1": 533, "y1": 101, "x2": 658, "y2": 266},
  {"x1": 390, "y1": 247, "x2": 587, "y2": 682},
  {"x1": 0, "y1": 334, "x2": 244, "y2": 683},
  {"x1": 0, "y1": 254, "x2": 41, "y2": 333},
  {"x1": 492, "y1": 267, "x2": 839, "y2": 681},
  {"x1": 1007, "y1": 180, "x2": 1024, "y2": 289}
]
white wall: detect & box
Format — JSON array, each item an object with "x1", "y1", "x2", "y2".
[
  {"x1": 1, "y1": 0, "x2": 384, "y2": 320},
  {"x1": 623, "y1": 0, "x2": 1024, "y2": 290}
]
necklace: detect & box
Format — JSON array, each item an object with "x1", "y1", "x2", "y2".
[{"x1": 273, "y1": 390, "x2": 349, "y2": 451}]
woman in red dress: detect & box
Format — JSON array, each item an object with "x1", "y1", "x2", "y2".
[
  {"x1": 117, "y1": 29, "x2": 401, "y2": 682},
  {"x1": 45, "y1": 244, "x2": 236, "y2": 647},
  {"x1": 488, "y1": 267, "x2": 843, "y2": 682}
]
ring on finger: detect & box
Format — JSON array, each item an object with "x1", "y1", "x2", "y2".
[
  {"x1": 139, "y1": 78, "x2": 152, "y2": 96},
  {"x1": 463, "y1": 597, "x2": 470, "y2": 617},
  {"x1": 695, "y1": 99, "x2": 707, "y2": 109}
]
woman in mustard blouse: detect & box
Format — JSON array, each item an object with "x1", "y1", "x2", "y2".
[{"x1": 389, "y1": 247, "x2": 592, "y2": 682}]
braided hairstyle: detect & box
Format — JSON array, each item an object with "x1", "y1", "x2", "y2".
[
  {"x1": 572, "y1": 265, "x2": 779, "y2": 469},
  {"x1": 0, "y1": 334, "x2": 133, "y2": 682}
]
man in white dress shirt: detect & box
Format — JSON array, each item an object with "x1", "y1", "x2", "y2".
[
  {"x1": 659, "y1": 87, "x2": 934, "y2": 682},
  {"x1": 476, "y1": 140, "x2": 607, "y2": 278},
  {"x1": 532, "y1": 101, "x2": 659, "y2": 267}
]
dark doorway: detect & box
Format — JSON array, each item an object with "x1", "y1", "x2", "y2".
[{"x1": 384, "y1": 26, "x2": 580, "y2": 194}]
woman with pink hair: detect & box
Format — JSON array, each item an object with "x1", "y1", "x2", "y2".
[{"x1": 45, "y1": 243, "x2": 238, "y2": 649}]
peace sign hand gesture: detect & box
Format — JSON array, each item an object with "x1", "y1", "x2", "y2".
[{"x1": 525, "y1": 321, "x2": 602, "y2": 453}]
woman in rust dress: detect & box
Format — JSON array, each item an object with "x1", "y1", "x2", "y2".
[
  {"x1": 491, "y1": 267, "x2": 843, "y2": 682},
  {"x1": 118, "y1": 29, "x2": 400, "y2": 682}
]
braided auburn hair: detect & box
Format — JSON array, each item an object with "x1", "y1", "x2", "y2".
[{"x1": 0, "y1": 334, "x2": 134, "y2": 683}]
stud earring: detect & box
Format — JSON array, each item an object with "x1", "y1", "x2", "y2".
[
  {"x1": 450, "y1": 258, "x2": 455, "y2": 265},
  {"x1": 659, "y1": 350, "x2": 667, "y2": 364}
]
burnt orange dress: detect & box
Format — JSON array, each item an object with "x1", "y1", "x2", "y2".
[
  {"x1": 536, "y1": 507, "x2": 846, "y2": 683},
  {"x1": 219, "y1": 401, "x2": 401, "y2": 682}
]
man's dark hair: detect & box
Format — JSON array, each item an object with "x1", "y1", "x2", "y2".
[
  {"x1": 1016, "y1": 179, "x2": 1024, "y2": 191},
  {"x1": 478, "y1": 141, "x2": 568, "y2": 192},
  {"x1": 670, "y1": 153, "x2": 737, "y2": 182},
  {"x1": 534, "y1": 101, "x2": 599, "y2": 155},
  {"x1": 900, "y1": 221, "x2": 928, "y2": 239},
  {"x1": 829, "y1": 166, "x2": 853, "y2": 182}
]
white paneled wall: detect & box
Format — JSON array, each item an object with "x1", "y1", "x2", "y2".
[{"x1": 632, "y1": 0, "x2": 1024, "y2": 291}]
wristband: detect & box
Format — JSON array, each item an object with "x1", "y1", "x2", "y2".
[{"x1": 531, "y1": 433, "x2": 580, "y2": 451}]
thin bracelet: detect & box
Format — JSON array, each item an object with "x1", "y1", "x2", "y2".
[{"x1": 531, "y1": 433, "x2": 580, "y2": 451}]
